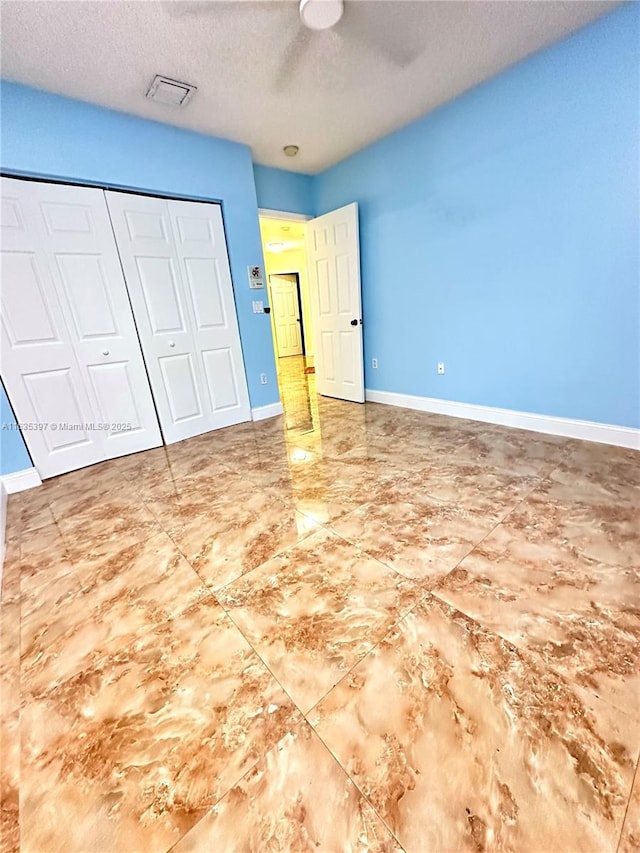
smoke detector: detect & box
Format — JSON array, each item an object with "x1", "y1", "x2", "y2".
[{"x1": 146, "y1": 75, "x2": 197, "y2": 107}]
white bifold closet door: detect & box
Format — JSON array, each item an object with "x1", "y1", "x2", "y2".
[
  {"x1": 0, "y1": 177, "x2": 162, "y2": 479},
  {"x1": 105, "y1": 192, "x2": 251, "y2": 444}
]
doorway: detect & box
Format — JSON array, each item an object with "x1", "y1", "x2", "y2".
[
  {"x1": 259, "y1": 203, "x2": 364, "y2": 427},
  {"x1": 259, "y1": 214, "x2": 316, "y2": 430}
]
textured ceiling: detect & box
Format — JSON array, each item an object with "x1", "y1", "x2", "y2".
[{"x1": 0, "y1": 0, "x2": 621, "y2": 173}]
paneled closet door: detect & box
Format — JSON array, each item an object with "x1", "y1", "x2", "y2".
[
  {"x1": 0, "y1": 178, "x2": 162, "y2": 479},
  {"x1": 1, "y1": 179, "x2": 105, "y2": 478},
  {"x1": 105, "y1": 192, "x2": 251, "y2": 444}
]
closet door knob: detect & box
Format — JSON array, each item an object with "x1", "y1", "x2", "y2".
[
  {"x1": 168, "y1": 341, "x2": 176, "y2": 348},
  {"x1": 102, "y1": 350, "x2": 110, "y2": 356}
]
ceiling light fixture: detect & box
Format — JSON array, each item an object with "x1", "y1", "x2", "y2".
[
  {"x1": 266, "y1": 241, "x2": 286, "y2": 253},
  {"x1": 283, "y1": 145, "x2": 299, "y2": 157},
  {"x1": 300, "y1": 0, "x2": 344, "y2": 31}
]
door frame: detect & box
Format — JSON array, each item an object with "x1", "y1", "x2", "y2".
[
  {"x1": 268, "y1": 272, "x2": 305, "y2": 357},
  {"x1": 259, "y1": 209, "x2": 313, "y2": 366}
]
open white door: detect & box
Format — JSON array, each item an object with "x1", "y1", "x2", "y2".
[
  {"x1": 306, "y1": 203, "x2": 364, "y2": 403},
  {"x1": 270, "y1": 274, "x2": 303, "y2": 357},
  {"x1": 0, "y1": 178, "x2": 162, "y2": 479}
]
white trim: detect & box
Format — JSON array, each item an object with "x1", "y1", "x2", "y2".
[
  {"x1": 251, "y1": 402, "x2": 284, "y2": 421},
  {"x1": 258, "y1": 208, "x2": 312, "y2": 222},
  {"x1": 365, "y1": 389, "x2": 640, "y2": 450},
  {"x1": 0, "y1": 467, "x2": 43, "y2": 494},
  {"x1": 0, "y1": 482, "x2": 7, "y2": 580}
]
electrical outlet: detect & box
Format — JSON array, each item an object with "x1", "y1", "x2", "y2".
[
  {"x1": 260, "y1": 373, "x2": 268, "y2": 385},
  {"x1": 437, "y1": 362, "x2": 445, "y2": 375},
  {"x1": 371, "y1": 358, "x2": 378, "y2": 369}
]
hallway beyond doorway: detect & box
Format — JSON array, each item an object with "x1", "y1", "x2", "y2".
[{"x1": 276, "y1": 353, "x2": 319, "y2": 437}]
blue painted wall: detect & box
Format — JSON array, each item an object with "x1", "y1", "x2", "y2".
[
  {"x1": 253, "y1": 164, "x2": 314, "y2": 216},
  {"x1": 0, "y1": 384, "x2": 32, "y2": 475},
  {"x1": 1, "y1": 5, "x2": 638, "y2": 479},
  {"x1": 0, "y1": 82, "x2": 279, "y2": 474},
  {"x1": 315, "y1": 6, "x2": 639, "y2": 428}
]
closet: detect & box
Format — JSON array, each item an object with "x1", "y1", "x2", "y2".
[{"x1": 0, "y1": 177, "x2": 250, "y2": 479}]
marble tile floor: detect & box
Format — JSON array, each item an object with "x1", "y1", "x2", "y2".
[{"x1": 1, "y1": 357, "x2": 639, "y2": 852}]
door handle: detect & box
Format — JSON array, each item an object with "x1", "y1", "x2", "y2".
[
  {"x1": 168, "y1": 341, "x2": 176, "y2": 348},
  {"x1": 350, "y1": 319, "x2": 358, "y2": 326},
  {"x1": 102, "y1": 350, "x2": 110, "y2": 356}
]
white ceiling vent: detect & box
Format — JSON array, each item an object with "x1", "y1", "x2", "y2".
[{"x1": 146, "y1": 75, "x2": 196, "y2": 107}]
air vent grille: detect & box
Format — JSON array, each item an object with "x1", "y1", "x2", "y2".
[{"x1": 146, "y1": 75, "x2": 197, "y2": 107}]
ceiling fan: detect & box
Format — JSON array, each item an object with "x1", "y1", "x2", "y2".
[
  {"x1": 299, "y1": 0, "x2": 345, "y2": 31},
  {"x1": 166, "y1": 0, "x2": 428, "y2": 91}
]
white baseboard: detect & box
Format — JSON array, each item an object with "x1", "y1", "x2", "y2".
[
  {"x1": 365, "y1": 389, "x2": 640, "y2": 450},
  {"x1": 251, "y1": 402, "x2": 284, "y2": 422},
  {"x1": 0, "y1": 467, "x2": 43, "y2": 494}
]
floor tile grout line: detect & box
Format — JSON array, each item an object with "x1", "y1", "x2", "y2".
[
  {"x1": 430, "y1": 473, "x2": 548, "y2": 591},
  {"x1": 427, "y1": 571, "x2": 640, "y2": 728},
  {"x1": 616, "y1": 752, "x2": 639, "y2": 853},
  {"x1": 304, "y1": 584, "x2": 638, "y2": 853},
  {"x1": 209, "y1": 547, "x2": 430, "y2": 850},
  {"x1": 170, "y1": 504, "x2": 338, "y2": 598},
  {"x1": 165, "y1": 704, "x2": 408, "y2": 852},
  {"x1": 300, "y1": 595, "x2": 438, "y2": 850},
  {"x1": 303, "y1": 721, "x2": 408, "y2": 852},
  {"x1": 316, "y1": 474, "x2": 544, "y2": 593},
  {"x1": 165, "y1": 583, "x2": 320, "y2": 851},
  {"x1": 422, "y1": 473, "x2": 640, "y2": 724}
]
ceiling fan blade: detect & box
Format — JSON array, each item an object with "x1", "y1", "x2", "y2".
[
  {"x1": 274, "y1": 25, "x2": 312, "y2": 92},
  {"x1": 339, "y1": 0, "x2": 430, "y2": 68},
  {"x1": 162, "y1": 1, "x2": 293, "y2": 21},
  {"x1": 162, "y1": 1, "x2": 225, "y2": 18}
]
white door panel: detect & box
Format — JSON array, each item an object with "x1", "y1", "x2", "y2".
[
  {"x1": 35, "y1": 182, "x2": 162, "y2": 458},
  {"x1": 307, "y1": 203, "x2": 364, "y2": 403},
  {"x1": 166, "y1": 198, "x2": 250, "y2": 426},
  {"x1": 160, "y1": 352, "x2": 203, "y2": 423},
  {"x1": 0, "y1": 178, "x2": 162, "y2": 478},
  {"x1": 270, "y1": 274, "x2": 302, "y2": 357},
  {"x1": 1, "y1": 181, "x2": 105, "y2": 477},
  {"x1": 105, "y1": 192, "x2": 250, "y2": 443}
]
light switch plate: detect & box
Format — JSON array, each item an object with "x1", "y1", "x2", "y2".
[{"x1": 252, "y1": 301, "x2": 264, "y2": 313}]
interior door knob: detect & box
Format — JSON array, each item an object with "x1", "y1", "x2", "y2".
[
  {"x1": 102, "y1": 350, "x2": 109, "y2": 356},
  {"x1": 168, "y1": 341, "x2": 176, "y2": 348},
  {"x1": 350, "y1": 319, "x2": 358, "y2": 326}
]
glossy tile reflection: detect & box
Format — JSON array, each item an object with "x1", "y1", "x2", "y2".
[{"x1": 2, "y1": 353, "x2": 638, "y2": 851}]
